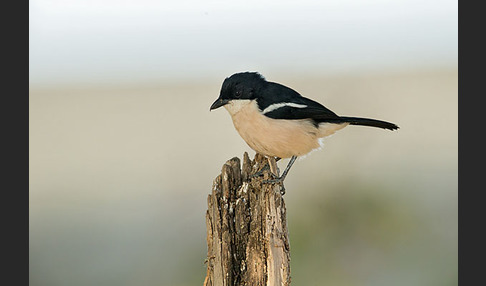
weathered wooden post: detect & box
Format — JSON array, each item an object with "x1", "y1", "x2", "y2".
[{"x1": 204, "y1": 152, "x2": 291, "y2": 286}]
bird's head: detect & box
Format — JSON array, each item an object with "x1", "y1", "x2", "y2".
[{"x1": 210, "y1": 72, "x2": 267, "y2": 111}]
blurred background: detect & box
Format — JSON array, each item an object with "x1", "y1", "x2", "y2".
[{"x1": 29, "y1": 0, "x2": 457, "y2": 285}]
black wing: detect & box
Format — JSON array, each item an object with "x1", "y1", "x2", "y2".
[{"x1": 258, "y1": 82, "x2": 342, "y2": 123}]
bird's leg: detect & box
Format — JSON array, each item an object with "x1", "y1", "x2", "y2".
[
  {"x1": 250, "y1": 156, "x2": 281, "y2": 178},
  {"x1": 263, "y1": 156, "x2": 297, "y2": 184}
]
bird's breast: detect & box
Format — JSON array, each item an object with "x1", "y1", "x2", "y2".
[{"x1": 225, "y1": 100, "x2": 328, "y2": 158}]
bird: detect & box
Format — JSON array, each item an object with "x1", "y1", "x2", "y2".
[{"x1": 210, "y1": 72, "x2": 398, "y2": 184}]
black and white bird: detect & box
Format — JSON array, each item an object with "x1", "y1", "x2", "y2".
[{"x1": 210, "y1": 72, "x2": 398, "y2": 183}]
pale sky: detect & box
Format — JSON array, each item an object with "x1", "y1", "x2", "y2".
[{"x1": 29, "y1": 0, "x2": 458, "y2": 85}]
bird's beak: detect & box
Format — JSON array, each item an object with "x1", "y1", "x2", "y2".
[{"x1": 210, "y1": 98, "x2": 229, "y2": 111}]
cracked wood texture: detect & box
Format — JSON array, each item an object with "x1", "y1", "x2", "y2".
[{"x1": 204, "y1": 152, "x2": 291, "y2": 286}]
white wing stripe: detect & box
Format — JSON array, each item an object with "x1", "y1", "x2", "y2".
[{"x1": 261, "y1": 103, "x2": 307, "y2": 114}]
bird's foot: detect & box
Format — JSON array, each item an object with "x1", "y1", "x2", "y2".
[
  {"x1": 249, "y1": 164, "x2": 270, "y2": 178},
  {"x1": 263, "y1": 176, "x2": 284, "y2": 184},
  {"x1": 250, "y1": 157, "x2": 281, "y2": 179},
  {"x1": 263, "y1": 174, "x2": 286, "y2": 195},
  {"x1": 250, "y1": 156, "x2": 289, "y2": 195}
]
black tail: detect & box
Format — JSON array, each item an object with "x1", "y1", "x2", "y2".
[{"x1": 340, "y1": 116, "x2": 399, "y2": 130}]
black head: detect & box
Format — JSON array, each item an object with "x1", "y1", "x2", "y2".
[{"x1": 210, "y1": 72, "x2": 267, "y2": 110}]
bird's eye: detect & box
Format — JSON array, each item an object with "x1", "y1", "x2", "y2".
[{"x1": 235, "y1": 90, "x2": 242, "y2": 98}]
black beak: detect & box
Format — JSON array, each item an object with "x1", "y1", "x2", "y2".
[{"x1": 210, "y1": 98, "x2": 229, "y2": 111}]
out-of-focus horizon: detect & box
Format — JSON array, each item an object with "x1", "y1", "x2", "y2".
[{"x1": 30, "y1": 1, "x2": 457, "y2": 286}]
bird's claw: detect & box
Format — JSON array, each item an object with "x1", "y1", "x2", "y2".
[
  {"x1": 263, "y1": 177, "x2": 283, "y2": 184},
  {"x1": 250, "y1": 163, "x2": 272, "y2": 178},
  {"x1": 249, "y1": 157, "x2": 288, "y2": 195},
  {"x1": 262, "y1": 174, "x2": 286, "y2": 195}
]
